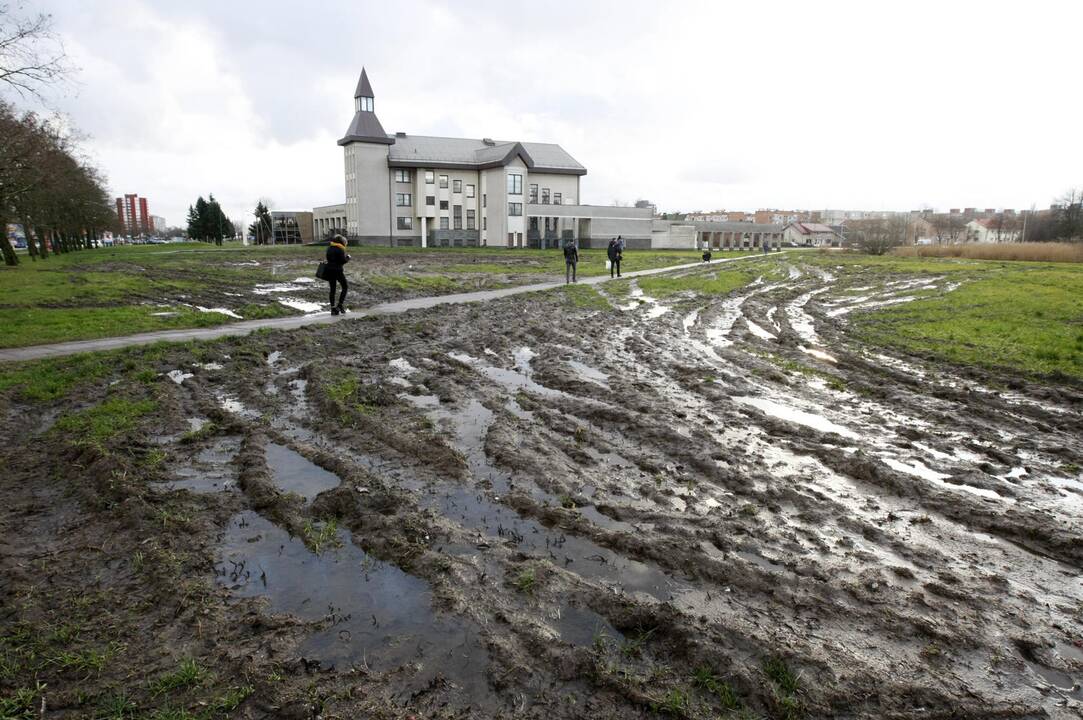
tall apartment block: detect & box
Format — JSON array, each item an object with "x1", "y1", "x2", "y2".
[{"x1": 115, "y1": 194, "x2": 152, "y2": 236}]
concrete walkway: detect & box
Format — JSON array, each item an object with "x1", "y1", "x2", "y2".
[{"x1": 0, "y1": 252, "x2": 783, "y2": 363}]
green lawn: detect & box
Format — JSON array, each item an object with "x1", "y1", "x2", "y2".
[
  {"x1": 0, "y1": 242, "x2": 715, "y2": 349},
  {"x1": 842, "y1": 256, "x2": 1083, "y2": 379}
]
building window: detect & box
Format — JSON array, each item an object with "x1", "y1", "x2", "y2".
[
  {"x1": 483, "y1": 217, "x2": 487, "y2": 231},
  {"x1": 529, "y1": 184, "x2": 538, "y2": 203},
  {"x1": 453, "y1": 179, "x2": 462, "y2": 193},
  {"x1": 466, "y1": 184, "x2": 475, "y2": 198},
  {"x1": 439, "y1": 175, "x2": 449, "y2": 189},
  {"x1": 508, "y1": 202, "x2": 523, "y2": 216},
  {"x1": 394, "y1": 169, "x2": 411, "y2": 183},
  {"x1": 440, "y1": 217, "x2": 449, "y2": 230},
  {"x1": 541, "y1": 188, "x2": 550, "y2": 204},
  {"x1": 467, "y1": 209, "x2": 476, "y2": 229},
  {"x1": 357, "y1": 96, "x2": 374, "y2": 112},
  {"x1": 425, "y1": 171, "x2": 435, "y2": 184},
  {"x1": 507, "y1": 173, "x2": 522, "y2": 195},
  {"x1": 426, "y1": 195, "x2": 435, "y2": 206},
  {"x1": 397, "y1": 216, "x2": 412, "y2": 230},
  {"x1": 453, "y1": 205, "x2": 463, "y2": 229},
  {"x1": 395, "y1": 193, "x2": 412, "y2": 207},
  {"x1": 483, "y1": 194, "x2": 486, "y2": 208},
  {"x1": 440, "y1": 200, "x2": 448, "y2": 210},
  {"x1": 554, "y1": 193, "x2": 562, "y2": 205}
]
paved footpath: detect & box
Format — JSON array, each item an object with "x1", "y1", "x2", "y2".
[{"x1": 0, "y1": 253, "x2": 783, "y2": 363}]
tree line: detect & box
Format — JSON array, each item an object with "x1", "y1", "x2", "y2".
[{"x1": 0, "y1": 101, "x2": 118, "y2": 265}]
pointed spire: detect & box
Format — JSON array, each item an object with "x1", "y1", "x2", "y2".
[{"x1": 354, "y1": 68, "x2": 374, "y2": 99}]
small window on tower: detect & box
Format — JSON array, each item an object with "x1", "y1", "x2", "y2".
[{"x1": 360, "y1": 96, "x2": 374, "y2": 112}]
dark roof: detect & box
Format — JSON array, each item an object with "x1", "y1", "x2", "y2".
[
  {"x1": 385, "y1": 135, "x2": 585, "y2": 175},
  {"x1": 354, "y1": 68, "x2": 374, "y2": 99},
  {"x1": 338, "y1": 109, "x2": 394, "y2": 145}
]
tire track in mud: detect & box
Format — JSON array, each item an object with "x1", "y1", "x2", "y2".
[{"x1": 138, "y1": 258, "x2": 1083, "y2": 718}]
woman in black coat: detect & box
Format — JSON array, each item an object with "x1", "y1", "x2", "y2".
[{"x1": 326, "y1": 235, "x2": 350, "y2": 315}]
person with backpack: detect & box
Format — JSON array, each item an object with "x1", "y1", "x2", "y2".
[
  {"x1": 563, "y1": 238, "x2": 579, "y2": 283},
  {"x1": 607, "y1": 237, "x2": 623, "y2": 278},
  {"x1": 325, "y1": 234, "x2": 350, "y2": 315}
]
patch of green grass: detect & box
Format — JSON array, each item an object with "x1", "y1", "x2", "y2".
[
  {"x1": 650, "y1": 687, "x2": 690, "y2": 715},
  {"x1": 692, "y1": 665, "x2": 742, "y2": 709},
  {"x1": 180, "y1": 421, "x2": 218, "y2": 444},
  {"x1": 366, "y1": 274, "x2": 464, "y2": 293},
  {"x1": 762, "y1": 656, "x2": 799, "y2": 695},
  {"x1": 854, "y1": 261, "x2": 1083, "y2": 379},
  {"x1": 619, "y1": 627, "x2": 656, "y2": 658},
  {"x1": 0, "y1": 352, "x2": 114, "y2": 401},
  {"x1": 638, "y1": 267, "x2": 759, "y2": 298},
  {"x1": 0, "y1": 306, "x2": 237, "y2": 349},
  {"x1": 0, "y1": 682, "x2": 45, "y2": 719},
  {"x1": 301, "y1": 519, "x2": 341, "y2": 554},
  {"x1": 561, "y1": 284, "x2": 609, "y2": 310},
  {"x1": 96, "y1": 690, "x2": 138, "y2": 719},
  {"x1": 512, "y1": 566, "x2": 537, "y2": 594},
  {"x1": 53, "y1": 396, "x2": 157, "y2": 449},
  {"x1": 323, "y1": 371, "x2": 359, "y2": 407},
  {"x1": 151, "y1": 658, "x2": 207, "y2": 695},
  {"x1": 209, "y1": 684, "x2": 253, "y2": 713}
]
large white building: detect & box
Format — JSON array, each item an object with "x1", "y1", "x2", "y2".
[
  {"x1": 340, "y1": 69, "x2": 601, "y2": 248},
  {"x1": 334, "y1": 68, "x2": 671, "y2": 249}
]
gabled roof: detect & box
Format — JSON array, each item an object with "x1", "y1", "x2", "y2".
[
  {"x1": 354, "y1": 68, "x2": 374, "y2": 99},
  {"x1": 787, "y1": 222, "x2": 837, "y2": 235},
  {"x1": 385, "y1": 135, "x2": 586, "y2": 175}
]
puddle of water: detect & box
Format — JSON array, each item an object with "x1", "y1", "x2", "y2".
[
  {"x1": 736, "y1": 550, "x2": 781, "y2": 572},
  {"x1": 1024, "y1": 659, "x2": 1083, "y2": 701},
  {"x1": 389, "y1": 357, "x2": 418, "y2": 375},
  {"x1": 196, "y1": 362, "x2": 224, "y2": 371},
  {"x1": 682, "y1": 309, "x2": 700, "y2": 333},
  {"x1": 734, "y1": 396, "x2": 859, "y2": 439},
  {"x1": 578, "y1": 505, "x2": 635, "y2": 533},
  {"x1": 151, "y1": 311, "x2": 179, "y2": 317},
  {"x1": 217, "y1": 394, "x2": 258, "y2": 418},
  {"x1": 165, "y1": 437, "x2": 241, "y2": 493},
  {"x1": 799, "y1": 346, "x2": 837, "y2": 363},
  {"x1": 253, "y1": 283, "x2": 308, "y2": 295},
  {"x1": 267, "y1": 351, "x2": 282, "y2": 365},
  {"x1": 745, "y1": 319, "x2": 777, "y2": 341},
  {"x1": 166, "y1": 370, "x2": 193, "y2": 385},
  {"x1": 1056, "y1": 642, "x2": 1083, "y2": 664},
  {"x1": 765, "y1": 306, "x2": 780, "y2": 331},
  {"x1": 278, "y1": 298, "x2": 324, "y2": 313},
  {"x1": 265, "y1": 442, "x2": 341, "y2": 501},
  {"x1": 402, "y1": 393, "x2": 440, "y2": 409},
  {"x1": 215, "y1": 511, "x2": 491, "y2": 692},
  {"x1": 194, "y1": 306, "x2": 243, "y2": 319},
  {"x1": 567, "y1": 360, "x2": 610, "y2": 388},
  {"x1": 552, "y1": 604, "x2": 624, "y2": 646},
  {"x1": 449, "y1": 352, "x2": 563, "y2": 398},
  {"x1": 1000, "y1": 466, "x2": 1027, "y2": 480},
  {"x1": 882, "y1": 456, "x2": 1013, "y2": 502}
]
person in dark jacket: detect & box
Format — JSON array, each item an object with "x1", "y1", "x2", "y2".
[
  {"x1": 326, "y1": 235, "x2": 350, "y2": 315},
  {"x1": 607, "y1": 237, "x2": 622, "y2": 278},
  {"x1": 563, "y1": 239, "x2": 579, "y2": 283}
]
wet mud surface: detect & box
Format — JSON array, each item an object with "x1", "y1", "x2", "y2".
[{"x1": 2, "y1": 254, "x2": 1082, "y2": 718}]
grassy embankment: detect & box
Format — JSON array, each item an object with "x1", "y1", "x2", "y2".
[
  {"x1": 894, "y1": 242, "x2": 1083, "y2": 263},
  {"x1": 808, "y1": 253, "x2": 1083, "y2": 380},
  {"x1": 0, "y1": 243, "x2": 711, "y2": 349}
]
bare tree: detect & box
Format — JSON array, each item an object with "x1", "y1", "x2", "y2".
[
  {"x1": 849, "y1": 216, "x2": 909, "y2": 256},
  {"x1": 0, "y1": 3, "x2": 73, "y2": 101}
]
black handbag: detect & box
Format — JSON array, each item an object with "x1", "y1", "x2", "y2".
[{"x1": 315, "y1": 261, "x2": 328, "y2": 280}]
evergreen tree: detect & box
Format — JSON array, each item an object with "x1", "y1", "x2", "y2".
[
  {"x1": 185, "y1": 204, "x2": 199, "y2": 240},
  {"x1": 193, "y1": 196, "x2": 209, "y2": 242},
  {"x1": 248, "y1": 201, "x2": 273, "y2": 245}
]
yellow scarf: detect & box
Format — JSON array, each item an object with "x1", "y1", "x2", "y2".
[{"x1": 330, "y1": 241, "x2": 346, "y2": 251}]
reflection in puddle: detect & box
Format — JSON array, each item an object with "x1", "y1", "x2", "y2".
[
  {"x1": 745, "y1": 319, "x2": 777, "y2": 341},
  {"x1": 165, "y1": 437, "x2": 241, "y2": 493},
  {"x1": 266, "y1": 443, "x2": 341, "y2": 501},
  {"x1": 215, "y1": 511, "x2": 490, "y2": 693},
  {"x1": 278, "y1": 297, "x2": 323, "y2": 313},
  {"x1": 567, "y1": 360, "x2": 610, "y2": 388},
  {"x1": 552, "y1": 604, "x2": 624, "y2": 646}
]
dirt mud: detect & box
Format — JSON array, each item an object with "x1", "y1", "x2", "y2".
[{"x1": 2, "y1": 254, "x2": 1081, "y2": 718}]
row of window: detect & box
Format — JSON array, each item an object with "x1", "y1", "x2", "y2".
[
  {"x1": 396, "y1": 169, "x2": 478, "y2": 198},
  {"x1": 397, "y1": 211, "x2": 482, "y2": 231},
  {"x1": 528, "y1": 185, "x2": 561, "y2": 205}
]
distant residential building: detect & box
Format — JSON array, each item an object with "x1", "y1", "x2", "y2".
[
  {"x1": 783, "y1": 222, "x2": 841, "y2": 247},
  {"x1": 150, "y1": 215, "x2": 167, "y2": 232},
  {"x1": 270, "y1": 211, "x2": 314, "y2": 244},
  {"x1": 966, "y1": 218, "x2": 1020, "y2": 243},
  {"x1": 115, "y1": 193, "x2": 152, "y2": 236}
]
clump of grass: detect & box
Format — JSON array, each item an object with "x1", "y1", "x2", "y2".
[
  {"x1": 210, "y1": 684, "x2": 253, "y2": 713},
  {"x1": 151, "y1": 658, "x2": 207, "y2": 695},
  {"x1": 650, "y1": 687, "x2": 690, "y2": 715},
  {"x1": 0, "y1": 681, "x2": 45, "y2": 719},
  {"x1": 0, "y1": 353, "x2": 114, "y2": 401},
  {"x1": 620, "y1": 627, "x2": 656, "y2": 658},
  {"x1": 691, "y1": 665, "x2": 742, "y2": 709},
  {"x1": 54, "y1": 396, "x2": 156, "y2": 451},
  {"x1": 179, "y1": 421, "x2": 218, "y2": 444},
  {"x1": 763, "y1": 656, "x2": 803, "y2": 719},
  {"x1": 301, "y1": 519, "x2": 341, "y2": 554},
  {"x1": 512, "y1": 566, "x2": 537, "y2": 594},
  {"x1": 738, "y1": 503, "x2": 758, "y2": 517},
  {"x1": 561, "y1": 284, "x2": 609, "y2": 310}
]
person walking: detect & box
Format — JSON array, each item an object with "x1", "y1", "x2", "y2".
[
  {"x1": 563, "y1": 238, "x2": 579, "y2": 284},
  {"x1": 326, "y1": 234, "x2": 351, "y2": 315},
  {"x1": 615, "y1": 235, "x2": 626, "y2": 277},
  {"x1": 607, "y1": 238, "x2": 619, "y2": 278}
]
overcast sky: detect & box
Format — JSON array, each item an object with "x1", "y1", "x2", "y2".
[{"x1": 25, "y1": 0, "x2": 1083, "y2": 227}]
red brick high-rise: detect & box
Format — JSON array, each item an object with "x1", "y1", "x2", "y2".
[{"x1": 115, "y1": 193, "x2": 153, "y2": 236}]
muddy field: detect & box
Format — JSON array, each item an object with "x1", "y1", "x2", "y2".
[{"x1": 2, "y1": 254, "x2": 1082, "y2": 719}]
